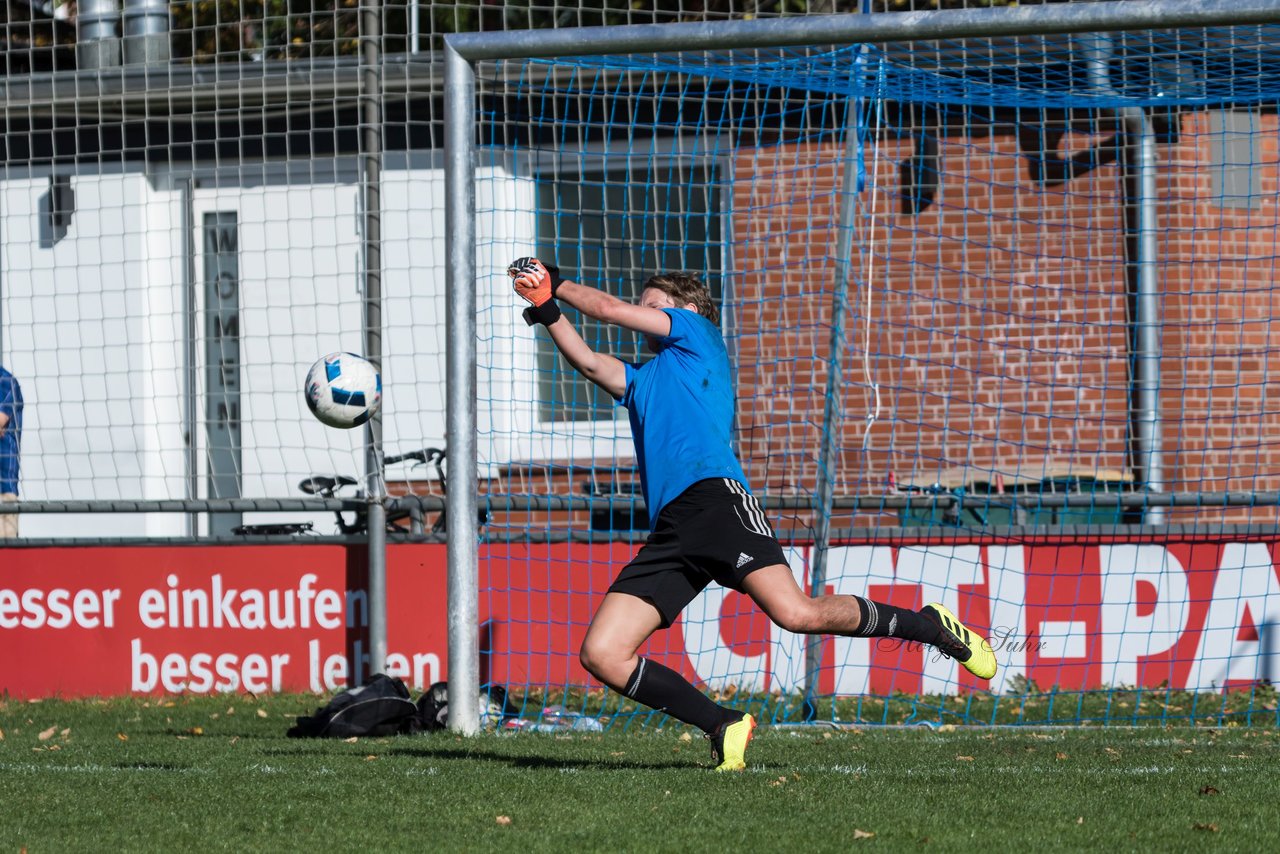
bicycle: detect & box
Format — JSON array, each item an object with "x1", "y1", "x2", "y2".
[{"x1": 234, "y1": 447, "x2": 483, "y2": 537}]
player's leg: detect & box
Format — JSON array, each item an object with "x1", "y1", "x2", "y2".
[
  {"x1": 0, "y1": 493, "x2": 16, "y2": 538},
  {"x1": 580, "y1": 591, "x2": 742, "y2": 734},
  {"x1": 740, "y1": 564, "x2": 997, "y2": 679}
]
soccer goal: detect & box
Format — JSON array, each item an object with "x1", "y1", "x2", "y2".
[{"x1": 444, "y1": 1, "x2": 1280, "y2": 733}]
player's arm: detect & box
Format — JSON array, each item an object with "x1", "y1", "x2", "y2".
[
  {"x1": 544, "y1": 314, "x2": 627, "y2": 399},
  {"x1": 508, "y1": 258, "x2": 627, "y2": 399},
  {"x1": 554, "y1": 280, "x2": 672, "y2": 339}
]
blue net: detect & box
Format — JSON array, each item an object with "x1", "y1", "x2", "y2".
[{"x1": 472, "y1": 20, "x2": 1280, "y2": 729}]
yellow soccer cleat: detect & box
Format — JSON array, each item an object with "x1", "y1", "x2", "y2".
[
  {"x1": 709, "y1": 713, "x2": 757, "y2": 772},
  {"x1": 922, "y1": 603, "x2": 998, "y2": 680}
]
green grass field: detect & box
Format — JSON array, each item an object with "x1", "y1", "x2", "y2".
[{"x1": 2, "y1": 694, "x2": 1278, "y2": 852}]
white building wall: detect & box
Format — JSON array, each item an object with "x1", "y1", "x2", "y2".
[{"x1": 0, "y1": 161, "x2": 536, "y2": 538}]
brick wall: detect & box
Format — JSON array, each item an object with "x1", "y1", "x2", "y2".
[{"x1": 731, "y1": 111, "x2": 1280, "y2": 528}]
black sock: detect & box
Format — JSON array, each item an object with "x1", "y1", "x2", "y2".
[
  {"x1": 851, "y1": 596, "x2": 943, "y2": 645},
  {"x1": 621, "y1": 658, "x2": 740, "y2": 734}
]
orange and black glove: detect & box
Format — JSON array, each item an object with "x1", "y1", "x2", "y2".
[{"x1": 508, "y1": 257, "x2": 565, "y2": 326}]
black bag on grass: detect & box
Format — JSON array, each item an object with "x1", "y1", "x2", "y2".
[
  {"x1": 417, "y1": 680, "x2": 515, "y2": 732},
  {"x1": 287, "y1": 673, "x2": 422, "y2": 738}
]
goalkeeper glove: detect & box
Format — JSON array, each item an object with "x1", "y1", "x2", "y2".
[{"x1": 508, "y1": 257, "x2": 566, "y2": 326}]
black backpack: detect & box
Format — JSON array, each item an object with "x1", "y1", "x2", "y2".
[
  {"x1": 417, "y1": 681, "x2": 516, "y2": 732},
  {"x1": 287, "y1": 673, "x2": 422, "y2": 738}
]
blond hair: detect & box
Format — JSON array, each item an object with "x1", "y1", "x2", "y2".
[{"x1": 642, "y1": 272, "x2": 719, "y2": 325}]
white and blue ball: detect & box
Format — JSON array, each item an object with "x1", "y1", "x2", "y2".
[{"x1": 304, "y1": 352, "x2": 382, "y2": 429}]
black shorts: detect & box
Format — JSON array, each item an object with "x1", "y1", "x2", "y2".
[{"x1": 609, "y1": 477, "x2": 789, "y2": 628}]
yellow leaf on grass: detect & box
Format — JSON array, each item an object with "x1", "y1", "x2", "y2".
[
  {"x1": 37, "y1": 726, "x2": 57, "y2": 741},
  {"x1": 117, "y1": 733, "x2": 129, "y2": 741},
  {"x1": 853, "y1": 829, "x2": 876, "y2": 840},
  {"x1": 257, "y1": 709, "x2": 269, "y2": 718},
  {"x1": 496, "y1": 816, "x2": 512, "y2": 826},
  {"x1": 956, "y1": 755, "x2": 975, "y2": 762}
]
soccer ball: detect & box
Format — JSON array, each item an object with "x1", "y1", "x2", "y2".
[{"x1": 304, "y1": 352, "x2": 382, "y2": 429}]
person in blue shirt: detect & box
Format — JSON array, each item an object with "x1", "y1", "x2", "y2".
[
  {"x1": 509, "y1": 258, "x2": 996, "y2": 771},
  {"x1": 0, "y1": 364, "x2": 22, "y2": 538}
]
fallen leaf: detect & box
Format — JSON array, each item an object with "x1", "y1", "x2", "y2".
[
  {"x1": 938, "y1": 724, "x2": 957, "y2": 733},
  {"x1": 187, "y1": 727, "x2": 204, "y2": 736},
  {"x1": 956, "y1": 755, "x2": 975, "y2": 762},
  {"x1": 117, "y1": 733, "x2": 129, "y2": 741},
  {"x1": 1055, "y1": 752, "x2": 1069, "y2": 761},
  {"x1": 0, "y1": 728, "x2": 5, "y2": 740},
  {"x1": 1199, "y1": 786, "x2": 1221, "y2": 796},
  {"x1": 37, "y1": 726, "x2": 57, "y2": 741},
  {"x1": 229, "y1": 736, "x2": 240, "y2": 746},
  {"x1": 1076, "y1": 817, "x2": 1084, "y2": 825},
  {"x1": 344, "y1": 736, "x2": 359, "y2": 743},
  {"x1": 679, "y1": 732, "x2": 692, "y2": 743},
  {"x1": 853, "y1": 829, "x2": 875, "y2": 840},
  {"x1": 1192, "y1": 823, "x2": 1219, "y2": 833},
  {"x1": 364, "y1": 755, "x2": 378, "y2": 762},
  {"x1": 257, "y1": 709, "x2": 269, "y2": 718},
  {"x1": 60, "y1": 728, "x2": 70, "y2": 738},
  {"x1": 496, "y1": 816, "x2": 512, "y2": 826}
]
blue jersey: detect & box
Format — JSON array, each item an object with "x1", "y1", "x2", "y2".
[
  {"x1": 0, "y1": 366, "x2": 22, "y2": 495},
  {"x1": 621, "y1": 308, "x2": 749, "y2": 522}
]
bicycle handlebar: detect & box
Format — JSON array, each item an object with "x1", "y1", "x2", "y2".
[{"x1": 384, "y1": 447, "x2": 445, "y2": 467}]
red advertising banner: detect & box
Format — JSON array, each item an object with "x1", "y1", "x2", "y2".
[{"x1": 2, "y1": 537, "x2": 1278, "y2": 698}]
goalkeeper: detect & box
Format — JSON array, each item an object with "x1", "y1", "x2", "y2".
[{"x1": 509, "y1": 258, "x2": 997, "y2": 771}]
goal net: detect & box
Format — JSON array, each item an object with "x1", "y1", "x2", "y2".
[{"x1": 467, "y1": 18, "x2": 1280, "y2": 726}]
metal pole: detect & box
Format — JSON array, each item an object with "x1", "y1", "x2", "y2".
[
  {"x1": 805, "y1": 93, "x2": 863, "y2": 709},
  {"x1": 444, "y1": 41, "x2": 480, "y2": 735},
  {"x1": 447, "y1": 0, "x2": 1280, "y2": 60},
  {"x1": 361, "y1": 0, "x2": 388, "y2": 677},
  {"x1": 1085, "y1": 34, "x2": 1166, "y2": 524},
  {"x1": 1129, "y1": 111, "x2": 1166, "y2": 524},
  {"x1": 410, "y1": 0, "x2": 421, "y2": 55},
  {"x1": 182, "y1": 178, "x2": 198, "y2": 537}
]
